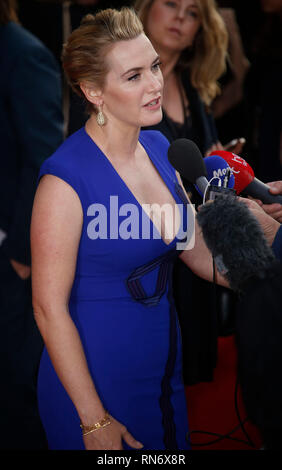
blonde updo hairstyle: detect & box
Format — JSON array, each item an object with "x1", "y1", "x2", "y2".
[
  {"x1": 62, "y1": 8, "x2": 144, "y2": 114},
  {"x1": 134, "y1": 0, "x2": 228, "y2": 106}
]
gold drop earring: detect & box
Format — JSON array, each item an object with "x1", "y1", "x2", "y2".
[{"x1": 96, "y1": 105, "x2": 106, "y2": 126}]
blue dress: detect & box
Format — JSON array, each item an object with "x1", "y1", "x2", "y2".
[{"x1": 37, "y1": 128, "x2": 191, "y2": 450}]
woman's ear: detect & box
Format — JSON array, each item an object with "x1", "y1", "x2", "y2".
[{"x1": 80, "y1": 82, "x2": 103, "y2": 107}]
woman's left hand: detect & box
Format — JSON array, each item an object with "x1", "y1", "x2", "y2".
[{"x1": 82, "y1": 415, "x2": 143, "y2": 450}]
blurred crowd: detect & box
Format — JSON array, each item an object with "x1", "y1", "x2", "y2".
[{"x1": 16, "y1": 0, "x2": 282, "y2": 182}]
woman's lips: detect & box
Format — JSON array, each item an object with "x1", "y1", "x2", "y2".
[
  {"x1": 168, "y1": 28, "x2": 181, "y2": 37},
  {"x1": 144, "y1": 97, "x2": 161, "y2": 109}
]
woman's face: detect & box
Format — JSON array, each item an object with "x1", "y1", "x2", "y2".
[
  {"x1": 100, "y1": 34, "x2": 164, "y2": 129},
  {"x1": 145, "y1": 0, "x2": 201, "y2": 54}
]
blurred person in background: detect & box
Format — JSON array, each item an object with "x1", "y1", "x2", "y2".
[
  {"x1": 134, "y1": 0, "x2": 242, "y2": 386},
  {"x1": 0, "y1": 0, "x2": 63, "y2": 449},
  {"x1": 134, "y1": 0, "x2": 231, "y2": 158}
]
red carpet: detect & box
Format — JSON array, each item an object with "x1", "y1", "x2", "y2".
[{"x1": 185, "y1": 335, "x2": 263, "y2": 450}]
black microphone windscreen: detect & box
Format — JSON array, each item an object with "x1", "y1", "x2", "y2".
[
  {"x1": 167, "y1": 138, "x2": 207, "y2": 184},
  {"x1": 196, "y1": 193, "x2": 277, "y2": 291}
]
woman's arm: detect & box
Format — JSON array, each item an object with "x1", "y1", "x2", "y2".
[
  {"x1": 179, "y1": 215, "x2": 228, "y2": 287},
  {"x1": 175, "y1": 171, "x2": 228, "y2": 287},
  {"x1": 31, "y1": 174, "x2": 142, "y2": 450}
]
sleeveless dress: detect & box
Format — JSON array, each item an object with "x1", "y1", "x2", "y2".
[{"x1": 37, "y1": 128, "x2": 192, "y2": 450}]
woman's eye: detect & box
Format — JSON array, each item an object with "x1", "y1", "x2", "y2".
[
  {"x1": 186, "y1": 10, "x2": 198, "y2": 19},
  {"x1": 152, "y1": 61, "x2": 162, "y2": 72},
  {"x1": 128, "y1": 73, "x2": 140, "y2": 81},
  {"x1": 165, "y1": 1, "x2": 177, "y2": 7}
]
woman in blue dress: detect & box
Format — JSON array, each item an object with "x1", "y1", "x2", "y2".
[{"x1": 31, "y1": 7, "x2": 224, "y2": 450}]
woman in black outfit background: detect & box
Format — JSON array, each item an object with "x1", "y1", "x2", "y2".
[
  {"x1": 134, "y1": 0, "x2": 240, "y2": 385},
  {"x1": 134, "y1": 0, "x2": 229, "y2": 156}
]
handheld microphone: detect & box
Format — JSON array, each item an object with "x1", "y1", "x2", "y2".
[
  {"x1": 167, "y1": 138, "x2": 209, "y2": 195},
  {"x1": 209, "y1": 150, "x2": 282, "y2": 205},
  {"x1": 195, "y1": 155, "x2": 235, "y2": 197},
  {"x1": 196, "y1": 194, "x2": 277, "y2": 291},
  {"x1": 167, "y1": 139, "x2": 234, "y2": 201},
  {"x1": 167, "y1": 138, "x2": 277, "y2": 291}
]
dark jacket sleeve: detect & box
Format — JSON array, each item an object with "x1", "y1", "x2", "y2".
[
  {"x1": 6, "y1": 41, "x2": 64, "y2": 265},
  {"x1": 272, "y1": 225, "x2": 282, "y2": 262}
]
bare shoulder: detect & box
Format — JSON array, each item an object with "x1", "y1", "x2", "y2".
[
  {"x1": 31, "y1": 174, "x2": 83, "y2": 253},
  {"x1": 33, "y1": 173, "x2": 82, "y2": 218},
  {"x1": 35, "y1": 173, "x2": 81, "y2": 203}
]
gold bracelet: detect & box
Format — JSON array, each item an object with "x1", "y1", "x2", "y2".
[{"x1": 80, "y1": 412, "x2": 111, "y2": 436}]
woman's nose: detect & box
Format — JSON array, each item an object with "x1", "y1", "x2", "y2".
[
  {"x1": 147, "y1": 72, "x2": 163, "y2": 93},
  {"x1": 175, "y1": 5, "x2": 185, "y2": 21}
]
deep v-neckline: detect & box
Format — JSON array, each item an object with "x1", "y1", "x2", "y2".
[{"x1": 83, "y1": 127, "x2": 180, "y2": 247}]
